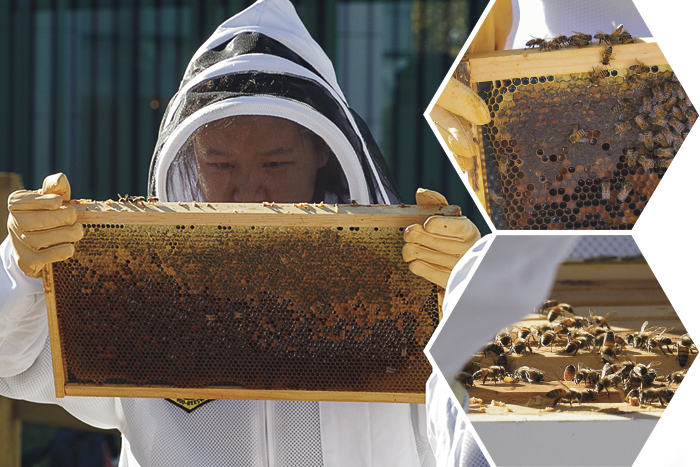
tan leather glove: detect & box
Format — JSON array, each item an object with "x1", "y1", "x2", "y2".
[
  {"x1": 403, "y1": 188, "x2": 480, "y2": 288},
  {"x1": 7, "y1": 173, "x2": 84, "y2": 278},
  {"x1": 430, "y1": 78, "x2": 491, "y2": 172}
]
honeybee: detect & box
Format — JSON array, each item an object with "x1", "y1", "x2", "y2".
[
  {"x1": 666, "y1": 370, "x2": 686, "y2": 387},
  {"x1": 626, "y1": 74, "x2": 648, "y2": 92},
  {"x1": 526, "y1": 37, "x2": 546, "y2": 49},
  {"x1": 639, "y1": 130, "x2": 654, "y2": 149},
  {"x1": 639, "y1": 387, "x2": 675, "y2": 407},
  {"x1": 569, "y1": 32, "x2": 591, "y2": 48},
  {"x1": 514, "y1": 366, "x2": 546, "y2": 383},
  {"x1": 675, "y1": 342, "x2": 690, "y2": 368},
  {"x1": 626, "y1": 148, "x2": 639, "y2": 167},
  {"x1": 669, "y1": 118, "x2": 686, "y2": 134},
  {"x1": 536, "y1": 328, "x2": 557, "y2": 352},
  {"x1": 601, "y1": 330, "x2": 617, "y2": 351},
  {"x1": 600, "y1": 46, "x2": 614, "y2": 66},
  {"x1": 496, "y1": 329, "x2": 513, "y2": 347},
  {"x1": 653, "y1": 130, "x2": 670, "y2": 148},
  {"x1": 517, "y1": 326, "x2": 534, "y2": 341},
  {"x1": 473, "y1": 365, "x2": 506, "y2": 385},
  {"x1": 617, "y1": 182, "x2": 633, "y2": 203},
  {"x1": 638, "y1": 155, "x2": 655, "y2": 173},
  {"x1": 646, "y1": 327, "x2": 675, "y2": 357},
  {"x1": 663, "y1": 81, "x2": 674, "y2": 100},
  {"x1": 648, "y1": 116, "x2": 668, "y2": 128},
  {"x1": 546, "y1": 383, "x2": 596, "y2": 407},
  {"x1": 670, "y1": 105, "x2": 685, "y2": 121},
  {"x1": 547, "y1": 303, "x2": 573, "y2": 322},
  {"x1": 654, "y1": 148, "x2": 675, "y2": 158},
  {"x1": 625, "y1": 388, "x2": 640, "y2": 405},
  {"x1": 536, "y1": 299, "x2": 559, "y2": 316},
  {"x1": 590, "y1": 66, "x2": 609, "y2": 86},
  {"x1": 508, "y1": 338, "x2": 533, "y2": 355},
  {"x1": 588, "y1": 310, "x2": 616, "y2": 330},
  {"x1": 574, "y1": 362, "x2": 601, "y2": 386},
  {"x1": 629, "y1": 59, "x2": 650, "y2": 75},
  {"x1": 601, "y1": 179, "x2": 611, "y2": 199},
  {"x1": 595, "y1": 372, "x2": 623, "y2": 398},
  {"x1": 482, "y1": 340, "x2": 506, "y2": 356},
  {"x1": 639, "y1": 96, "x2": 653, "y2": 114},
  {"x1": 632, "y1": 321, "x2": 655, "y2": 349},
  {"x1": 633, "y1": 361, "x2": 662, "y2": 378},
  {"x1": 615, "y1": 120, "x2": 634, "y2": 134},
  {"x1": 633, "y1": 114, "x2": 649, "y2": 131},
  {"x1": 564, "y1": 364, "x2": 577, "y2": 382},
  {"x1": 568, "y1": 126, "x2": 586, "y2": 144},
  {"x1": 551, "y1": 34, "x2": 569, "y2": 48},
  {"x1": 663, "y1": 97, "x2": 679, "y2": 112},
  {"x1": 564, "y1": 336, "x2": 589, "y2": 356},
  {"x1": 456, "y1": 371, "x2": 474, "y2": 388},
  {"x1": 657, "y1": 157, "x2": 673, "y2": 169},
  {"x1": 496, "y1": 352, "x2": 509, "y2": 369},
  {"x1": 556, "y1": 309, "x2": 588, "y2": 329}
]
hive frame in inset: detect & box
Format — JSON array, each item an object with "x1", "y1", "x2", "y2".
[
  {"x1": 460, "y1": 41, "x2": 669, "y2": 222},
  {"x1": 43, "y1": 202, "x2": 459, "y2": 403}
]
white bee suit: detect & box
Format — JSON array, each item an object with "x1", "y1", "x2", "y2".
[{"x1": 0, "y1": 0, "x2": 488, "y2": 465}]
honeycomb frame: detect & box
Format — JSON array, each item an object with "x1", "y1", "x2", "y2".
[
  {"x1": 43, "y1": 202, "x2": 460, "y2": 403},
  {"x1": 461, "y1": 41, "x2": 689, "y2": 230}
]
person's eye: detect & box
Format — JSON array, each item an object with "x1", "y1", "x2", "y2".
[
  {"x1": 211, "y1": 162, "x2": 234, "y2": 170},
  {"x1": 264, "y1": 161, "x2": 292, "y2": 168}
]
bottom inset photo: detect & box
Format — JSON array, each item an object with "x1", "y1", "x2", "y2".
[{"x1": 427, "y1": 235, "x2": 694, "y2": 467}]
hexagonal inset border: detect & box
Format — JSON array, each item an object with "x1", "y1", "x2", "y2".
[{"x1": 425, "y1": 234, "x2": 695, "y2": 466}]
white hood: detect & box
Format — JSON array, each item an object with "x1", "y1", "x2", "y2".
[{"x1": 147, "y1": 0, "x2": 401, "y2": 206}]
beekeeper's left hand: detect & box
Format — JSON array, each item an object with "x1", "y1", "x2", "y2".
[{"x1": 403, "y1": 188, "x2": 480, "y2": 288}]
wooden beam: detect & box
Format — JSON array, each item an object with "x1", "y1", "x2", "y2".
[
  {"x1": 464, "y1": 40, "x2": 666, "y2": 83},
  {"x1": 63, "y1": 385, "x2": 424, "y2": 404},
  {"x1": 68, "y1": 202, "x2": 461, "y2": 227},
  {"x1": 0, "y1": 397, "x2": 20, "y2": 467}
]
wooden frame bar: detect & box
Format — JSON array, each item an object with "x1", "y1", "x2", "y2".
[{"x1": 45, "y1": 202, "x2": 455, "y2": 402}]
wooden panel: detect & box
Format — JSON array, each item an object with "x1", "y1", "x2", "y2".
[
  {"x1": 549, "y1": 261, "x2": 671, "y2": 307},
  {"x1": 46, "y1": 203, "x2": 446, "y2": 402},
  {"x1": 68, "y1": 201, "x2": 461, "y2": 226},
  {"x1": 464, "y1": 40, "x2": 666, "y2": 83}
]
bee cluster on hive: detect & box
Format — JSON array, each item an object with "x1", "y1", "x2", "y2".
[
  {"x1": 50, "y1": 222, "x2": 440, "y2": 397},
  {"x1": 478, "y1": 64, "x2": 694, "y2": 230},
  {"x1": 458, "y1": 300, "x2": 695, "y2": 414}
]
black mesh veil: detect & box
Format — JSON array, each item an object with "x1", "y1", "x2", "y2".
[{"x1": 147, "y1": 28, "x2": 402, "y2": 205}]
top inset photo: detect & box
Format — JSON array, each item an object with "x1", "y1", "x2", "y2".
[{"x1": 429, "y1": 0, "x2": 694, "y2": 230}]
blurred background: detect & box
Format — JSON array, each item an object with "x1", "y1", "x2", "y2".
[
  {"x1": 0, "y1": 0, "x2": 489, "y2": 465},
  {"x1": 0, "y1": 0, "x2": 490, "y2": 233}
]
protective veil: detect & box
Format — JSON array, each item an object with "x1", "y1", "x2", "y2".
[
  {"x1": 147, "y1": 0, "x2": 401, "y2": 206},
  {"x1": 0, "y1": 0, "x2": 485, "y2": 466}
]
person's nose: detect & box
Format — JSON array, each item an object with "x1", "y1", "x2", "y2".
[{"x1": 230, "y1": 168, "x2": 268, "y2": 203}]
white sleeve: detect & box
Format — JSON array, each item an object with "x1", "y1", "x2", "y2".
[
  {"x1": 0, "y1": 235, "x2": 124, "y2": 432},
  {"x1": 0, "y1": 235, "x2": 49, "y2": 377},
  {"x1": 425, "y1": 373, "x2": 489, "y2": 467},
  {"x1": 429, "y1": 235, "x2": 578, "y2": 381}
]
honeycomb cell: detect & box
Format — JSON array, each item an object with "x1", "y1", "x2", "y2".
[{"x1": 49, "y1": 221, "x2": 439, "y2": 398}]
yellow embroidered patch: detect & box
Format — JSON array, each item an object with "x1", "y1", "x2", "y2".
[{"x1": 166, "y1": 398, "x2": 212, "y2": 413}]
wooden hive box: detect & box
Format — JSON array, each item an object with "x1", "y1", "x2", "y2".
[
  {"x1": 465, "y1": 258, "x2": 694, "y2": 417},
  {"x1": 43, "y1": 201, "x2": 460, "y2": 403},
  {"x1": 456, "y1": 40, "x2": 692, "y2": 230}
]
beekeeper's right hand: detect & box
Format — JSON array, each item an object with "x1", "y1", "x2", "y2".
[
  {"x1": 7, "y1": 173, "x2": 83, "y2": 279},
  {"x1": 429, "y1": 78, "x2": 491, "y2": 172}
]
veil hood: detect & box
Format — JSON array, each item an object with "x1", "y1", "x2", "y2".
[{"x1": 147, "y1": 0, "x2": 401, "y2": 205}]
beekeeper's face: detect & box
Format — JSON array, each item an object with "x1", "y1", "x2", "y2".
[{"x1": 193, "y1": 116, "x2": 329, "y2": 203}]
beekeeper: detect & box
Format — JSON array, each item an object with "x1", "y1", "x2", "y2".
[{"x1": 0, "y1": 0, "x2": 486, "y2": 466}]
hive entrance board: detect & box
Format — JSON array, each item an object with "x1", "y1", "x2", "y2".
[
  {"x1": 462, "y1": 41, "x2": 688, "y2": 230},
  {"x1": 43, "y1": 202, "x2": 459, "y2": 403}
]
